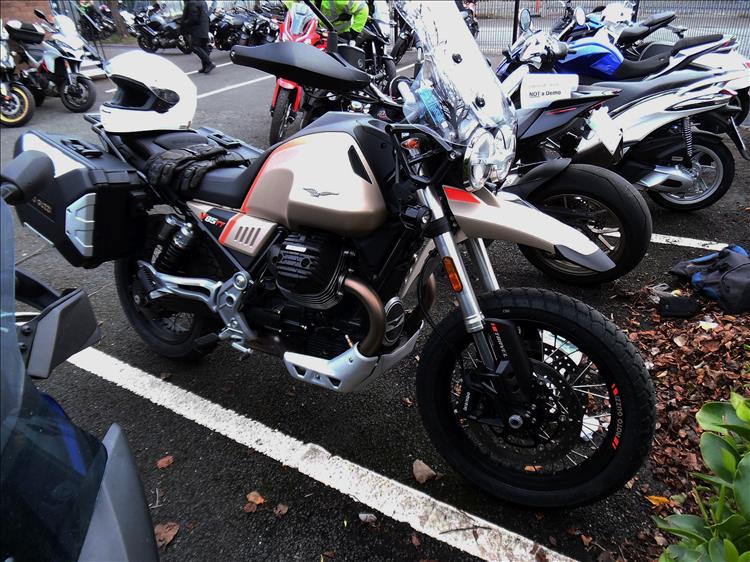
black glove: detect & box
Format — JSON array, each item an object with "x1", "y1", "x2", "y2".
[
  {"x1": 176, "y1": 150, "x2": 249, "y2": 192},
  {"x1": 145, "y1": 143, "x2": 226, "y2": 190}
]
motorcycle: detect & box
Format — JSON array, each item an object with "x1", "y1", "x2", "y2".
[
  {"x1": 77, "y1": 1, "x2": 115, "y2": 41},
  {"x1": 269, "y1": 0, "x2": 327, "y2": 144},
  {"x1": 10, "y1": 1, "x2": 656, "y2": 508},
  {"x1": 134, "y1": 3, "x2": 192, "y2": 54},
  {"x1": 212, "y1": 4, "x2": 278, "y2": 51},
  {"x1": 0, "y1": 152, "x2": 158, "y2": 562},
  {"x1": 4, "y1": 10, "x2": 97, "y2": 113},
  {"x1": 552, "y1": 1, "x2": 750, "y2": 124},
  {"x1": 0, "y1": 22, "x2": 35, "y2": 127},
  {"x1": 498, "y1": 10, "x2": 747, "y2": 212}
]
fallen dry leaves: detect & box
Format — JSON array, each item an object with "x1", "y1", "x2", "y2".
[
  {"x1": 622, "y1": 290, "x2": 750, "y2": 559},
  {"x1": 412, "y1": 459, "x2": 437, "y2": 484},
  {"x1": 274, "y1": 503, "x2": 289, "y2": 518},
  {"x1": 156, "y1": 455, "x2": 174, "y2": 469},
  {"x1": 154, "y1": 522, "x2": 179, "y2": 548},
  {"x1": 243, "y1": 490, "x2": 265, "y2": 513}
]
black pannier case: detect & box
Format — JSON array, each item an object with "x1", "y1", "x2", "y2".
[{"x1": 14, "y1": 132, "x2": 150, "y2": 268}]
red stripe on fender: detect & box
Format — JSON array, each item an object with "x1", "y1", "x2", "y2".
[
  {"x1": 444, "y1": 186, "x2": 480, "y2": 204},
  {"x1": 219, "y1": 213, "x2": 242, "y2": 245}
]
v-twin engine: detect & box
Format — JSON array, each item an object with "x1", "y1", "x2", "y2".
[{"x1": 268, "y1": 232, "x2": 346, "y2": 310}]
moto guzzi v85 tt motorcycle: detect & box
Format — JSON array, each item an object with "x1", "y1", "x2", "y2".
[{"x1": 11, "y1": 2, "x2": 655, "y2": 508}]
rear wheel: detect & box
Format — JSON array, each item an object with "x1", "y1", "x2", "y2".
[
  {"x1": 32, "y1": 88, "x2": 45, "y2": 107},
  {"x1": 114, "y1": 216, "x2": 219, "y2": 361},
  {"x1": 269, "y1": 88, "x2": 296, "y2": 145},
  {"x1": 60, "y1": 76, "x2": 96, "y2": 113},
  {"x1": 1, "y1": 82, "x2": 34, "y2": 127},
  {"x1": 417, "y1": 289, "x2": 655, "y2": 508},
  {"x1": 648, "y1": 134, "x2": 735, "y2": 211},
  {"x1": 518, "y1": 164, "x2": 652, "y2": 285}
]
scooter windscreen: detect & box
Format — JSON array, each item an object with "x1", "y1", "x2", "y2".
[{"x1": 396, "y1": 1, "x2": 515, "y2": 147}]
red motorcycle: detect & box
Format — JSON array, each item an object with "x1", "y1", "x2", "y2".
[{"x1": 268, "y1": 1, "x2": 326, "y2": 144}]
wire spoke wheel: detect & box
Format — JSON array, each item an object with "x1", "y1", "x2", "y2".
[
  {"x1": 416, "y1": 289, "x2": 655, "y2": 507},
  {"x1": 450, "y1": 321, "x2": 618, "y2": 477}
]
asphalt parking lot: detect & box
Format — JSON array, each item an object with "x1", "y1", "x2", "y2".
[{"x1": 2, "y1": 44, "x2": 749, "y2": 562}]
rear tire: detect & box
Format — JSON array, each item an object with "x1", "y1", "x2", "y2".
[
  {"x1": 60, "y1": 76, "x2": 96, "y2": 113},
  {"x1": 269, "y1": 88, "x2": 295, "y2": 145},
  {"x1": 417, "y1": 288, "x2": 655, "y2": 508},
  {"x1": 114, "y1": 216, "x2": 218, "y2": 361},
  {"x1": 647, "y1": 134, "x2": 735, "y2": 211},
  {"x1": 1, "y1": 82, "x2": 34, "y2": 127},
  {"x1": 32, "y1": 88, "x2": 45, "y2": 107},
  {"x1": 518, "y1": 164, "x2": 652, "y2": 285}
]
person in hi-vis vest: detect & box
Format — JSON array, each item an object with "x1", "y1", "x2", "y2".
[{"x1": 283, "y1": 0, "x2": 369, "y2": 42}]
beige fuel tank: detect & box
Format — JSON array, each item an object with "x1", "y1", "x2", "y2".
[{"x1": 240, "y1": 132, "x2": 387, "y2": 237}]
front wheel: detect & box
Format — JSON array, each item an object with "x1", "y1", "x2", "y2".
[
  {"x1": 518, "y1": 164, "x2": 652, "y2": 285},
  {"x1": 269, "y1": 88, "x2": 296, "y2": 145},
  {"x1": 137, "y1": 34, "x2": 158, "y2": 53},
  {"x1": 647, "y1": 134, "x2": 735, "y2": 211},
  {"x1": 1, "y1": 82, "x2": 35, "y2": 127},
  {"x1": 60, "y1": 76, "x2": 96, "y2": 113},
  {"x1": 417, "y1": 288, "x2": 655, "y2": 508}
]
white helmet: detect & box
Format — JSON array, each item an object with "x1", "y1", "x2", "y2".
[{"x1": 101, "y1": 51, "x2": 196, "y2": 133}]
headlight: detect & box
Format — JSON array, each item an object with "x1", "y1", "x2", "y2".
[
  {"x1": 463, "y1": 129, "x2": 494, "y2": 191},
  {"x1": 463, "y1": 126, "x2": 516, "y2": 191},
  {"x1": 489, "y1": 124, "x2": 516, "y2": 184}
]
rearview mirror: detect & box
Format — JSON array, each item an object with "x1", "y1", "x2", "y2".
[
  {"x1": 574, "y1": 6, "x2": 586, "y2": 25},
  {"x1": 33, "y1": 9, "x2": 49, "y2": 21},
  {"x1": 519, "y1": 8, "x2": 532, "y2": 33}
]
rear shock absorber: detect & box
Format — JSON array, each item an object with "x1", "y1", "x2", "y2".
[
  {"x1": 154, "y1": 215, "x2": 196, "y2": 273},
  {"x1": 682, "y1": 117, "x2": 694, "y2": 159}
]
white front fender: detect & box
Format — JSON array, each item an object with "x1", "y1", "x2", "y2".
[{"x1": 444, "y1": 186, "x2": 615, "y2": 272}]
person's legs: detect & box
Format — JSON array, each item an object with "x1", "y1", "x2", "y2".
[{"x1": 193, "y1": 38, "x2": 214, "y2": 72}]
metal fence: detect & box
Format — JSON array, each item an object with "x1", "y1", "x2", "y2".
[{"x1": 475, "y1": 0, "x2": 750, "y2": 55}]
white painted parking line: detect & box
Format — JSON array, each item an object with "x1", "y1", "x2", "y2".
[
  {"x1": 69, "y1": 346, "x2": 570, "y2": 562},
  {"x1": 197, "y1": 73, "x2": 273, "y2": 99},
  {"x1": 105, "y1": 61, "x2": 235, "y2": 93},
  {"x1": 607, "y1": 231, "x2": 729, "y2": 252},
  {"x1": 649, "y1": 233, "x2": 728, "y2": 252}
]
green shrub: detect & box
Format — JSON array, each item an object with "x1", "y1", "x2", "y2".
[{"x1": 656, "y1": 392, "x2": 750, "y2": 562}]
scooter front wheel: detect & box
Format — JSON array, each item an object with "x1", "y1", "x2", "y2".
[
  {"x1": 518, "y1": 164, "x2": 652, "y2": 285},
  {"x1": 416, "y1": 288, "x2": 655, "y2": 508}
]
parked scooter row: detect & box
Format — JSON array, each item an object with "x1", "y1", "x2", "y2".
[
  {"x1": 5, "y1": 5, "x2": 659, "y2": 537},
  {"x1": 497, "y1": 6, "x2": 749, "y2": 214}
]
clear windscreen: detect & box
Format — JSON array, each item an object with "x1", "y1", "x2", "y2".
[
  {"x1": 289, "y1": 3, "x2": 315, "y2": 35},
  {"x1": 396, "y1": 1, "x2": 515, "y2": 146}
]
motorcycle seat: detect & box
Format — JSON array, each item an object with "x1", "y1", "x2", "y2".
[
  {"x1": 618, "y1": 24, "x2": 651, "y2": 45},
  {"x1": 671, "y1": 34, "x2": 724, "y2": 56},
  {"x1": 611, "y1": 51, "x2": 670, "y2": 79},
  {"x1": 118, "y1": 130, "x2": 266, "y2": 209},
  {"x1": 597, "y1": 69, "x2": 710, "y2": 112},
  {"x1": 640, "y1": 11, "x2": 675, "y2": 29}
]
